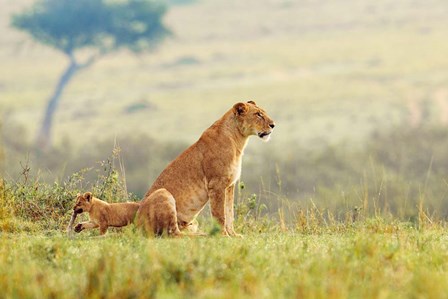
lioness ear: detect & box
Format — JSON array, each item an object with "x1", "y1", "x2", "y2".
[
  {"x1": 233, "y1": 102, "x2": 248, "y2": 116},
  {"x1": 84, "y1": 192, "x2": 92, "y2": 202},
  {"x1": 247, "y1": 100, "x2": 257, "y2": 106}
]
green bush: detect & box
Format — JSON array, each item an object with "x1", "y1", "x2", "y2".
[{"x1": 0, "y1": 149, "x2": 141, "y2": 231}]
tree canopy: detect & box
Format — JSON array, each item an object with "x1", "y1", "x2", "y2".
[
  {"x1": 12, "y1": 0, "x2": 171, "y2": 55},
  {"x1": 11, "y1": 0, "x2": 171, "y2": 149}
]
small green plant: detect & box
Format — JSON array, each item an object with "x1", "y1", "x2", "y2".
[
  {"x1": 233, "y1": 181, "x2": 272, "y2": 233},
  {"x1": 236, "y1": 181, "x2": 267, "y2": 221}
]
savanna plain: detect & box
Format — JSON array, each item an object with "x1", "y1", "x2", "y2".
[{"x1": 2, "y1": 0, "x2": 448, "y2": 298}]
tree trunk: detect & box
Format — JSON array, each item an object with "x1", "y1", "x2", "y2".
[{"x1": 36, "y1": 56, "x2": 79, "y2": 149}]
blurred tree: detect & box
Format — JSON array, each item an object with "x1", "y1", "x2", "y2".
[{"x1": 12, "y1": 0, "x2": 170, "y2": 149}]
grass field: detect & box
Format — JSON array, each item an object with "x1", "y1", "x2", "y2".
[
  {"x1": 1, "y1": 167, "x2": 448, "y2": 298},
  {"x1": 2, "y1": 2, "x2": 448, "y2": 298},
  {"x1": 2, "y1": 221, "x2": 448, "y2": 298}
]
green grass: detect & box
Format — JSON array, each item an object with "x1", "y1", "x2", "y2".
[
  {"x1": 0, "y1": 144, "x2": 447, "y2": 299},
  {"x1": 2, "y1": 157, "x2": 447, "y2": 298},
  {"x1": 2, "y1": 2, "x2": 448, "y2": 297},
  {"x1": 2, "y1": 165, "x2": 448, "y2": 298},
  {"x1": 1, "y1": 222, "x2": 448, "y2": 298}
]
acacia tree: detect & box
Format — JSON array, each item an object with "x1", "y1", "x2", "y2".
[{"x1": 12, "y1": 0, "x2": 170, "y2": 149}]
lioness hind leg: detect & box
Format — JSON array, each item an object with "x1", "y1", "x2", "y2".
[
  {"x1": 137, "y1": 188, "x2": 181, "y2": 237},
  {"x1": 153, "y1": 216, "x2": 181, "y2": 237},
  {"x1": 168, "y1": 224, "x2": 182, "y2": 237}
]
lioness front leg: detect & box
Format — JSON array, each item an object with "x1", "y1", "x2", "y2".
[
  {"x1": 208, "y1": 179, "x2": 229, "y2": 236},
  {"x1": 225, "y1": 184, "x2": 242, "y2": 237},
  {"x1": 74, "y1": 221, "x2": 98, "y2": 233}
]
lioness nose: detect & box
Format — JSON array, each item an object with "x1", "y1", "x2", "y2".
[{"x1": 269, "y1": 123, "x2": 275, "y2": 129}]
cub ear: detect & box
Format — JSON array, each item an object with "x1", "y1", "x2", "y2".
[
  {"x1": 84, "y1": 192, "x2": 92, "y2": 202},
  {"x1": 233, "y1": 102, "x2": 248, "y2": 116},
  {"x1": 247, "y1": 100, "x2": 257, "y2": 106}
]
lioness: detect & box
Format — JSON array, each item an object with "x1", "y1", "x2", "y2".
[
  {"x1": 71, "y1": 192, "x2": 140, "y2": 235},
  {"x1": 136, "y1": 101, "x2": 275, "y2": 237}
]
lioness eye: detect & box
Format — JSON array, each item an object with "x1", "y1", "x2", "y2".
[{"x1": 256, "y1": 112, "x2": 263, "y2": 118}]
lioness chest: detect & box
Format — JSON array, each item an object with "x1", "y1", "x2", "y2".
[
  {"x1": 175, "y1": 156, "x2": 242, "y2": 223},
  {"x1": 230, "y1": 155, "x2": 243, "y2": 184}
]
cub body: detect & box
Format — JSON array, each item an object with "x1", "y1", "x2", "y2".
[{"x1": 72, "y1": 192, "x2": 140, "y2": 235}]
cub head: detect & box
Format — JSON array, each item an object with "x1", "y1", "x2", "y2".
[
  {"x1": 73, "y1": 192, "x2": 94, "y2": 214},
  {"x1": 233, "y1": 101, "x2": 275, "y2": 141}
]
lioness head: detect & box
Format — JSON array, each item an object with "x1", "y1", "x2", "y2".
[
  {"x1": 233, "y1": 101, "x2": 275, "y2": 141},
  {"x1": 73, "y1": 192, "x2": 93, "y2": 214}
]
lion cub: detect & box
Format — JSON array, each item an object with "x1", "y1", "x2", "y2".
[{"x1": 71, "y1": 192, "x2": 140, "y2": 235}]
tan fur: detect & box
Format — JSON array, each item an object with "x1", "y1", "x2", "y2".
[
  {"x1": 136, "y1": 188, "x2": 181, "y2": 237},
  {"x1": 136, "y1": 101, "x2": 275, "y2": 237},
  {"x1": 72, "y1": 192, "x2": 140, "y2": 235}
]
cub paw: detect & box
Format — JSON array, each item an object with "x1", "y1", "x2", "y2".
[{"x1": 74, "y1": 224, "x2": 83, "y2": 233}]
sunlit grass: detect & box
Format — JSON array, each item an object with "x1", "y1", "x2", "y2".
[
  {"x1": 2, "y1": 1, "x2": 448, "y2": 296},
  {"x1": 1, "y1": 222, "x2": 448, "y2": 298}
]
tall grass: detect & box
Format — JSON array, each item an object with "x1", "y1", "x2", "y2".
[
  {"x1": 3, "y1": 124, "x2": 448, "y2": 229},
  {"x1": 2, "y1": 126, "x2": 447, "y2": 235},
  {"x1": 0, "y1": 147, "x2": 139, "y2": 233},
  {"x1": 1, "y1": 136, "x2": 448, "y2": 298}
]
